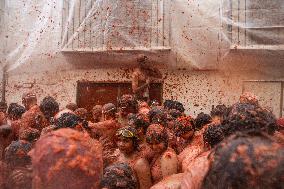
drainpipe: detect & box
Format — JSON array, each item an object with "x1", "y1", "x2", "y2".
[{"x1": 1, "y1": 65, "x2": 7, "y2": 102}]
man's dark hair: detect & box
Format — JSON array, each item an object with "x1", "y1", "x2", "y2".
[
  {"x1": 7, "y1": 103, "x2": 26, "y2": 120},
  {"x1": 210, "y1": 105, "x2": 228, "y2": 119},
  {"x1": 202, "y1": 132, "x2": 284, "y2": 189},
  {"x1": 163, "y1": 100, "x2": 185, "y2": 113},
  {"x1": 163, "y1": 100, "x2": 175, "y2": 110},
  {"x1": 194, "y1": 112, "x2": 212, "y2": 130},
  {"x1": 203, "y1": 124, "x2": 224, "y2": 147},
  {"x1": 132, "y1": 113, "x2": 150, "y2": 134},
  {"x1": 148, "y1": 107, "x2": 167, "y2": 126},
  {"x1": 222, "y1": 103, "x2": 277, "y2": 136},
  {"x1": 40, "y1": 96, "x2": 59, "y2": 121},
  {"x1": 54, "y1": 113, "x2": 80, "y2": 129},
  {"x1": 101, "y1": 163, "x2": 138, "y2": 189},
  {"x1": 174, "y1": 101, "x2": 185, "y2": 113},
  {"x1": 5, "y1": 140, "x2": 32, "y2": 167}
]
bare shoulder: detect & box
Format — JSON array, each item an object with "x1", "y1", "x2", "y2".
[{"x1": 150, "y1": 173, "x2": 184, "y2": 189}]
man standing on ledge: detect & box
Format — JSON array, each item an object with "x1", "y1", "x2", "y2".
[{"x1": 132, "y1": 55, "x2": 162, "y2": 103}]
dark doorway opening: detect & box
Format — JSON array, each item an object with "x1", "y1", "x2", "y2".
[{"x1": 76, "y1": 81, "x2": 163, "y2": 120}]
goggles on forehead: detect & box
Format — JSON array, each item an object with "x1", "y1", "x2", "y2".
[{"x1": 116, "y1": 129, "x2": 135, "y2": 138}]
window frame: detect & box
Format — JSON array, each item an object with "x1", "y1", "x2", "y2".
[
  {"x1": 228, "y1": 0, "x2": 284, "y2": 50},
  {"x1": 61, "y1": 0, "x2": 171, "y2": 53}
]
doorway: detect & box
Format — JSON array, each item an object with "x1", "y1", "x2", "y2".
[{"x1": 76, "y1": 81, "x2": 163, "y2": 119}]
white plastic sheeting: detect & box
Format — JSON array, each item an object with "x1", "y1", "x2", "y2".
[{"x1": 0, "y1": 0, "x2": 283, "y2": 72}]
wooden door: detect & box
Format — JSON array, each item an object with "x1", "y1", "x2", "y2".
[{"x1": 76, "y1": 81, "x2": 163, "y2": 120}]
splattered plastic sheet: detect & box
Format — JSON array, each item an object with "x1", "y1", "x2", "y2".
[{"x1": 0, "y1": 0, "x2": 283, "y2": 73}]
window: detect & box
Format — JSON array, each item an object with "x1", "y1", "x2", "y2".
[
  {"x1": 228, "y1": 0, "x2": 284, "y2": 50},
  {"x1": 61, "y1": 0, "x2": 171, "y2": 52}
]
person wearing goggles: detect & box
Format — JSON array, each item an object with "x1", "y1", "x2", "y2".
[{"x1": 114, "y1": 126, "x2": 152, "y2": 189}]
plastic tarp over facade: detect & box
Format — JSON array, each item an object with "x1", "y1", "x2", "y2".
[{"x1": 0, "y1": 0, "x2": 283, "y2": 73}]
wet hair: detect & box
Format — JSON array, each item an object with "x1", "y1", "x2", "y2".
[
  {"x1": 163, "y1": 100, "x2": 175, "y2": 110},
  {"x1": 7, "y1": 103, "x2": 26, "y2": 120},
  {"x1": 31, "y1": 128, "x2": 103, "y2": 189},
  {"x1": 174, "y1": 116, "x2": 194, "y2": 137},
  {"x1": 4, "y1": 140, "x2": 32, "y2": 168},
  {"x1": 168, "y1": 109, "x2": 182, "y2": 119},
  {"x1": 174, "y1": 101, "x2": 185, "y2": 113},
  {"x1": 101, "y1": 162, "x2": 138, "y2": 189},
  {"x1": 116, "y1": 126, "x2": 139, "y2": 151},
  {"x1": 54, "y1": 113, "x2": 80, "y2": 129},
  {"x1": 118, "y1": 94, "x2": 138, "y2": 112},
  {"x1": 194, "y1": 112, "x2": 212, "y2": 130},
  {"x1": 65, "y1": 103, "x2": 78, "y2": 111},
  {"x1": 203, "y1": 124, "x2": 224, "y2": 147},
  {"x1": 133, "y1": 113, "x2": 150, "y2": 133},
  {"x1": 163, "y1": 100, "x2": 185, "y2": 113},
  {"x1": 202, "y1": 132, "x2": 284, "y2": 189},
  {"x1": 40, "y1": 96, "x2": 59, "y2": 121},
  {"x1": 6, "y1": 167, "x2": 32, "y2": 189},
  {"x1": 74, "y1": 108, "x2": 88, "y2": 120},
  {"x1": 146, "y1": 124, "x2": 168, "y2": 146},
  {"x1": 102, "y1": 103, "x2": 117, "y2": 117},
  {"x1": 148, "y1": 107, "x2": 167, "y2": 126},
  {"x1": 19, "y1": 128, "x2": 40, "y2": 143},
  {"x1": 222, "y1": 103, "x2": 277, "y2": 136},
  {"x1": 127, "y1": 113, "x2": 137, "y2": 126},
  {"x1": 210, "y1": 105, "x2": 228, "y2": 120}
]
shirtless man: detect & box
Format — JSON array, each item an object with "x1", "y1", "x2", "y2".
[
  {"x1": 89, "y1": 103, "x2": 121, "y2": 167},
  {"x1": 114, "y1": 126, "x2": 152, "y2": 189},
  {"x1": 132, "y1": 55, "x2": 162, "y2": 103},
  {"x1": 146, "y1": 124, "x2": 178, "y2": 184}
]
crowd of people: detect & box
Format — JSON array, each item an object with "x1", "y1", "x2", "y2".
[{"x1": 0, "y1": 91, "x2": 283, "y2": 189}]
